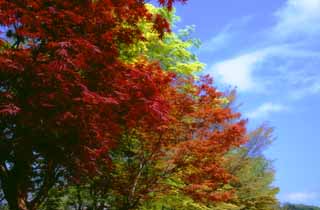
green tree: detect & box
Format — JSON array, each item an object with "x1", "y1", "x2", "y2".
[
  {"x1": 120, "y1": 4, "x2": 204, "y2": 76},
  {"x1": 140, "y1": 125, "x2": 279, "y2": 210},
  {"x1": 281, "y1": 204, "x2": 320, "y2": 210},
  {"x1": 214, "y1": 125, "x2": 279, "y2": 210}
]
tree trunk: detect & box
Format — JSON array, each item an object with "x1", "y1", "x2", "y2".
[
  {"x1": 4, "y1": 189, "x2": 28, "y2": 210},
  {"x1": 1, "y1": 172, "x2": 28, "y2": 210},
  {"x1": 16, "y1": 196, "x2": 28, "y2": 210}
]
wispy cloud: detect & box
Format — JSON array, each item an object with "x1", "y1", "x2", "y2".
[
  {"x1": 200, "y1": 28, "x2": 231, "y2": 53},
  {"x1": 209, "y1": 44, "x2": 320, "y2": 93},
  {"x1": 290, "y1": 82, "x2": 320, "y2": 100},
  {"x1": 284, "y1": 192, "x2": 319, "y2": 203},
  {"x1": 273, "y1": 0, "x2": 320, "y2": 39},
  {"x1": 246, "y1": 103, "x2": 289, "y2": 119},
  {"x1": 206, "y1": 0, "x2": 320, "y2": 100},
  {"x1": 200, "y1": 16, "x2": 252, "y2": 53}
]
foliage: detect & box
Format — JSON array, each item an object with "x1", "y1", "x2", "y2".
[
  {"x1": 280, "y1": 204, "x2": 320, "y2": 210},
  {"x1": 120, "y1": 4, "x2": 204, "y2": 76},
  {"x1": 214, "y1": 125, "x2": 279, "y2": 210},
  {"x1": 25, "y1": 4, "x2": 250, "y2": 210},
  {"x1": 0, "y1": 0, "x2": 186, "y2": 209},
  {"x1": 41, "y1": 75, "x2": 247, "y2": 210},
  {"x1": 141, "y1": 124, "x2": 280, "y2": 210},
  {"x1": 0, "y1": 1, "x2": 283, "y2": 210}
]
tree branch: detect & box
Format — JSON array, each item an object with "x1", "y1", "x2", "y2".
[
  {"x1": 29, "y1": 160, "x2": 57, "y2": 210},
  {"x1": 0, "y1": 162, "x2": 8, "y2": 180}
]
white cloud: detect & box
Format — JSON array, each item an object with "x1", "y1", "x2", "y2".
[
  {"x1": 205, "y1": 0, "x2": 320, "y2": 99},
  {"x1": 284, "y1": 192, "x2": 319, "y2": 203},
  {"x1": 246, "y1": 103, "x2": 289, "y2": 119},
  {"x1": 273, "y1": 0, "x2": 320, "y2": 39},
  {"x1": 209, "y1": 49, "x2": 270, "y2": 92},
  {"x1": 208, "y1": 45, "x2": 316, "y2": 92}
]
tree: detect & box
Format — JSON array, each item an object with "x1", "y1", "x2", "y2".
[
  {"x1": 281, "y1": 204, "x2": 320, "y2": 210},
  {"x1": 138, "y1": 98, "x2": 280, "y2": 210},
  {"x1": 0, "y1": 0, "x2": 186, "y2": 209},
  {"x1": 119, "y1": 4, "x2": 204, "y2": 76},
  {"x1": 213, "y1": 125, "x2": 279, "y2": 210},
  {"x1": 32, "y1": 6, "x2": 249, "y2": 209},
  {"x1": 42, "y1": 76, "x2": 247, "y2": 210}
]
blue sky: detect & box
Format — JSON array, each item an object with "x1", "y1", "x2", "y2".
[{"x1": 171, "y1": 0, "x2": 320, "y2": 206}]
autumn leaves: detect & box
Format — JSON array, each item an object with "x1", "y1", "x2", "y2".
[{"x1": 0, "y1": 1, "x2": 277, "y2": 210}]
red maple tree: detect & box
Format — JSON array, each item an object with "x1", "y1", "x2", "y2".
[
  {"x1": 90, "y1": 76, "x2": 247, "y2": 209},
  {"x1": 0, "y1": 1, "x2": 185, "y2": 209},
  {"x1": 170, "y1": 76, "x2": 247, "y2": 203}
]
